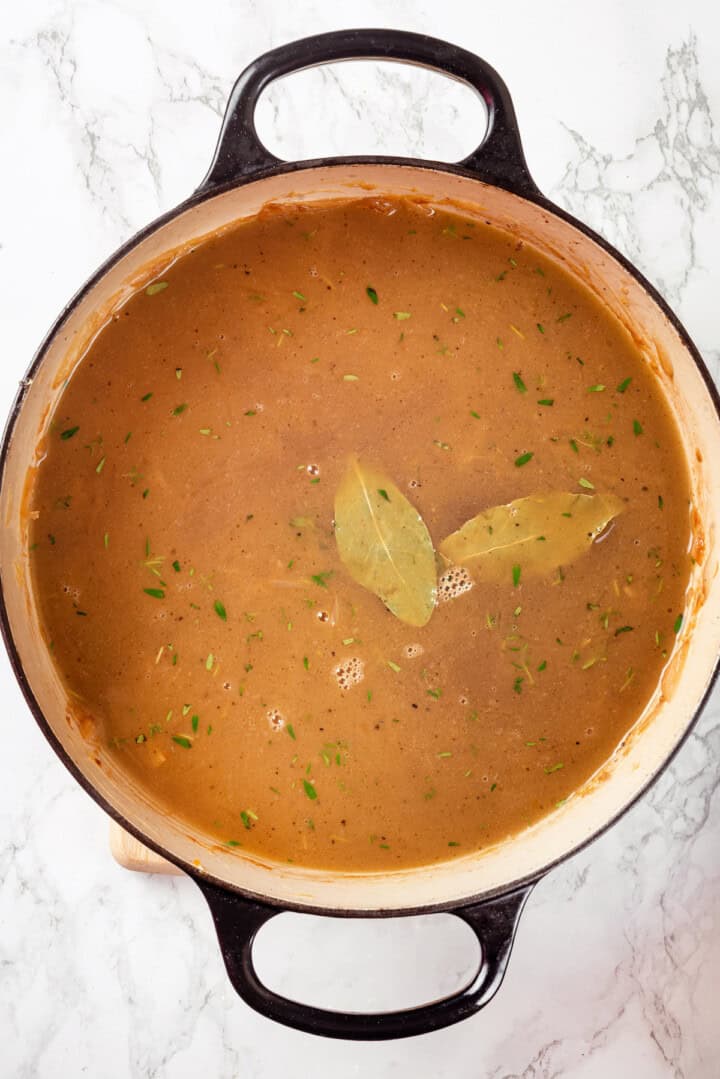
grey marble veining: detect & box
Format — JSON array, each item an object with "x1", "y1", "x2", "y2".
[{"x1": 1, "y1": 2, "x2": 718, "y2": 1076}]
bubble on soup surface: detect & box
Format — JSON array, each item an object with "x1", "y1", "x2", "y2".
[
  {"x1": 306, "y1": 463, "x2": 320, "y2": 477},
  {"x1": 403, "y1": 643, "x2": 424, "y2": 659},
  {"x1": 267, "y1": 708, "x2": 286, "y2": 732},
  {"x1": 437, "y1": 565, "x2": 474, "y2": 603},
  {"x1": 333, "y1": 657, "x2": 365, "y2": 690},
  {"x1": 408, "y1": 479, "x2": 422, "y2": 489}
]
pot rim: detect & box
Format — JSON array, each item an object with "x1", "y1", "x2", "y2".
[{"x1": 2, "y1": 154, "x2": 719, "y2": 917}]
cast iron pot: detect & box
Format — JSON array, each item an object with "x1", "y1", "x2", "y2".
[{"x1": 2, "y1": 30, "x2": 719, "y2": 1041}]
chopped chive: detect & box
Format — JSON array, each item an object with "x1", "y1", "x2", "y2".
[
  {"x1": 658, "y1": 494, "x2": 664, "y2": 510},
  {"x1": 60, "y1": 426, "x2": 79, "y2": 440},
  {"x1": 141, "y1": 392, "x2": 153, "y2": 402},
  {"x1": 512, "y1": 371, "x2": 527, "y2": 393},
  {"x1": 244, "y1": 409, "x2": 257, "y2": 416},
  {"x1": 427, "y1": 688, "x2": 442, "y2": 699},
  {"x1": 377, "y1": 488, "x2": 390, "y2": 502},
  {"x1": 578, "y1": 477, "x2": 594, "y2": 489},
  {"x1": 143, "y1": 587, "x2": 165, "y2": 599},
  {"x1": 124, "y1": 431, "x2": 132, "y2": 443},
  {"x1": 496, "y1": 337, "x2": 504, "y2": 349},
  {"x1": 172, "y1": 735, "x2": 192, "y2": 749},
  {"x1": 544, "y1": 762, "x2": 564, "y2": 774},
  {"x1": 286, "y1": 723, "x2": 296, "y2": 740},
  {"x1": 569, "y1": 438, "x2": 579, "y2": 454},
  {"x1": 537, "y1": 660, "x2": 547, "y2": 671},
  {"x1": 633, "y1": 419, "x2": 643, "y2": 436},
  {"x1": 226, "y1": 839, "x2": 241, "y2": 847},
  {"x1": 292, "y1": 290, "x2": 306, "y2": 301},
  {"x1": 343, "y1": 374, "x2": 359, "y2": 381},
  {"x1": 205, "y1": 653, "x2": 214, "y2": 671},
  {"x1": 393, "y1": 311, "x2": 411, "y2": 321},
  {"x1": 146, "y1": 281, "x2": 169, "y2": 296},
  {"x1": 470, "y1": 409, "x2": 481, "y2": 419},
  {"x1": 387, "y1": 660, "x2": 401, "y2": 673},
  {"x1": 614, "y1": 625, "x2": 634, "y2": 636},
  {"x1": 191, "y1": 714, "x2": 199, "y2": 733},
  {"x1": 95, "y1": 456, "x2": 106, "y2": 474},
  {"x1": 536, "y1": 323, "x2": 545, "y2": 334},
  {"x1": 674, "y1": 613, "x2": 683, "y2": 633},
  {"x1": 214, "y1": 599, "x2": 227, "y2": 621},
  {"x1": 172, "y1": 560, "x2": 181, "y2": 572},
  {"x1": 310, "y1": 571, "x2": 333, "y2": 588},
  {"x1": 103, "y1": 532, "x2": 109, "y2": 549},
  {"x1": 537, "y1": 398, "x2": 554, "y2": 406},
  {"x1": 366, "y1": 286, "x2": 378, "y2": 304},
  {"x1": 512, "y1": 564, "x2": 521, "y2": 587},
  {"x1": 588, "y1": 384, "x2": 605, "y2": 393},
  {"x1": 172, "y1": 403, "x2": 188, "y2": 416},
  {"x1": 515, "y1": 451, "x2": 534, "y2": 467},
  {"x1": 617, "y1": 377, "x2": 632, "y2": 393},
  {"x1": 303, "y1": 656, "x2": 309, "y2": 670},
  {"x1": 303, "y1": 779, "x2": 317, "y2": 800},
  {"x1": 557, "y1": 313, "x2": 572, "y2": 322}
]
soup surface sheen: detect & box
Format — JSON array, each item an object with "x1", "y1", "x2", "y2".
[{"x1": 29, "y1": 197, "x2": 691, "y2": 870}]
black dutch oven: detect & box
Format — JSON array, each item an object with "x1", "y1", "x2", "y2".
[{"x1": 2, "y1": 29, "x2": 719, "y2": 1040}]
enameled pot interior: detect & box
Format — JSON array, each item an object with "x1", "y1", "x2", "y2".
[{"x1": 3, "y1": 163, "x2": 719, "y2": 911}]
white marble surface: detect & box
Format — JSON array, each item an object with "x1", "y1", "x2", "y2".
[{"x1": 1, "y1": 0, "x2": 719, "y2": 1074}]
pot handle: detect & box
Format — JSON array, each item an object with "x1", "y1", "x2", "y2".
[
  {"x1": 199, "y1": 28, "x2": 539, "y2": 197},
  {"x1": 196, "y1": 877, "x2": 533, "y2": 1040}
]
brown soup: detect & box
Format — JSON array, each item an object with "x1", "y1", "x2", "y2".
[{"x1": 28, "y1": 197, "x2": 692, "y2": 870}]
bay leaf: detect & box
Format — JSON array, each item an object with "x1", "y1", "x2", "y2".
[
  {"x1": 439, "y1": 491, "x2": 624, "y2": 583},
  {"x1": 334, "y1": 458, "x2": 436, "y2": 626}
]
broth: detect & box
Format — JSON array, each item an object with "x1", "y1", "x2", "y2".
[{"x1": 28, "y1": 197, "x2": 692, "y2": 870}]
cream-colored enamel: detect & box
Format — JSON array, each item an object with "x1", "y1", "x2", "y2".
[{"x1": 3, "y1": 163, "x2": 719, "y2": 910}]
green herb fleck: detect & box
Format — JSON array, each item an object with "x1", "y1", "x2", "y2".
[
  {"x1": 674, "y1": 613, "x2": 683, "y2": 634},
  {"x1": 544, "y1": 762, "x2": 564, "y2": 774},
  {"x1": 191, "y1": 714, "x2": 199, "y2": 733},
  {"x1": 513, "y1": 371, "x2": 527, "y2": 394},
  {"x1": 512, "y1": 564, "x2": 521, "y2": 587},
  {"x1": 292, "y1": 290, "x2": 306, "y2": 301},
  {"x1": 214, "y1": 599, "x2": 227, "y2": 621},
  {"x1": 537, "y1": 398, "x2": 554, "y2": 406},
  {"x1": 377, "y1": 488, "x2": 390, "y2": 502},
  {"x1": 633, "y1": 419, "x2": 643, "y2": 436},
  {"x1": 146, "y1": 282, "x2": 169, "y2": 296},
  {"x1": 172, "y1": 403, "x2": 188, "y2": 416},
  {"x1": 141, "y1": 392, "x2": 153, "y2": 402},
  {"x1": 578, "y1": 477, "x2": 594, "y2": 489},
  {"x1": 311, "y1": 571, "x2": 333, "y2": 589},
  {"x1": 366, "y1": 286, "x2": 379, "y2": 304},
  {"x1": 515, "y1": 451, "x2": 534, "y2": 467},
  {"x1": 303, "y1": 779, "x2": 317, "y2": 800},
  {"x1": 617, "y1": 377, "x2": 632, "y2": 393},
  {"x1": 60, "y1": 426, "x2": 79, "y2": 440},
  {"x1": 143, "y1": 587, "x2": 165, "y2": 599},
  {"x1": 172, "y1": 735, "x2": 192, "y2": 749},
  {"x1": 387, "y1": 660, "x2": 401, "y2": 673},
  {"x1": 588, "y1": 384, "x2": 605, "y2": 393},
  {"x1": 393, "y1": 311, "x2": 411, "y2": 321},
  {"x1": 95, "y1": 456, "x2": 106, "y2": 474}
]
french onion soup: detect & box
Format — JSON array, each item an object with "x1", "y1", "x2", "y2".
[{"x1": 28, "y1": 197, "x2": 692, "y2": 870}]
